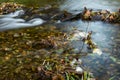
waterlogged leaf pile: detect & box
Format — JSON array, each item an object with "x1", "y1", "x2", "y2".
[
  {"x1": 0, "y1": 26, "x2": 67, "y2": 53},
  {"x1": 0, "y1": 2, "x2": 24, "y2": 14},
  {"x1": 0, "y1": 25, "x2": 96, "y2": 80},
  {"x1": 81, "y1": 7, "x2": 120, "y2": 23},
  {"x1": 0, "y1": 51, "x2": 94, "y2": 80}
]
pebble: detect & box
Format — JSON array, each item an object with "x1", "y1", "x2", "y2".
[
  {"x1": 76, "y1": 66, "x2": 83, "y2": 73},
  {"x1": 110, "y1": 37, "x2": 114, "y2": 40},
  {"x1": 13, "y1": 33, "x2": 20, "y2": 37},
  {"x1": 93, "y1": 48, "x2": 102, "y2": 55},
  {"x1": 4, "y1": 47, "x2": 12, "y2": 51},
  {"x1": 70, "y1": 58, "x2": 82, "y2": 67}
]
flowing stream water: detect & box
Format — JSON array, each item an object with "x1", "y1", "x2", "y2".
[
  {"x1": 59, "y1": 0, "x2": 120, "y2": 79},
  {"x1": 0, "y1": 0, "x2": 120, "y2": 80}
]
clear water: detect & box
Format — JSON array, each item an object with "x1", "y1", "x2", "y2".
[
  {"x1": 59, "y1": 0, "x2": 120, "y2": 79},
  {"x1": 55, "y1": 20, "x2": 120, "y2": 80}
]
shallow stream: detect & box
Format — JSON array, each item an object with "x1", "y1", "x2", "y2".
[{"x1": 0, "y1": 0, "x2": 120, "y2": 80}]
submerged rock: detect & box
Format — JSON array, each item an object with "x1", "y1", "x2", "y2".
[
  {"x1": 93, "y1": 48, "x2": 102, "y2": 55},
  {"x1": 76, "y1": 66, "x2": 83, "y2": 73}
]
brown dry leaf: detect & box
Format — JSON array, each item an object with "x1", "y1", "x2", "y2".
[{"x1": 52, "y1": 74, "x2": 65, "y2": 80}]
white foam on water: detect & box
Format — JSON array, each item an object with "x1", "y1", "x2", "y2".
[
  {"x1": 0, "y1": 10, "x2": 24, "y2": 18},
  {"x1": 0, "y1": 18, "x2": 45, "y2": 31},
  {"x1": 0, "y1": 10, "x2": 46, "y2": 31},
  {"x1": 0, "y1": 18, "x2": 25, "y2": 23}
]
